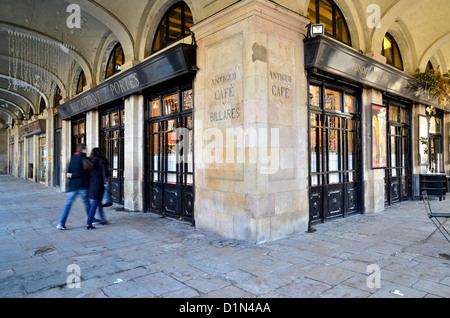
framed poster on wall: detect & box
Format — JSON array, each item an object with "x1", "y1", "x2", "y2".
[
  {"x1": 371, "y1": 104, "x2": 387, "y2": 169},
  {"x1": 418, "y1": 115, "x2": 429, "y2": 166}
]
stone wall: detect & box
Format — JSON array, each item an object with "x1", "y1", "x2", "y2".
[{"x1": 192, "y1": 0, "x2": 310, "y2": 243}]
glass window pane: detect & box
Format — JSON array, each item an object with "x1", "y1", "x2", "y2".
[
  {"x1": 167, "y1": 173, "x2": 177, "y2": 184},
  {"x1": 121, "y1": 109, "x2": 125, "y2": 125},
  {"x1": 152, "y1": 4, "x2": 192, "y2": 53},
  {"x1": 319, "y1": 0, "x2": 333, "y2": 36},
  {"x1": 348, "y1": 131, "x2": 354, "y2": 170},
  {"x1": 429, "y1": 116, "x2": 440, "y2": 134},
  {"x1": 153, "y1": 122, "x2": 159, "y2": 133},
  {"x1": 311, "y1": 128, "x2": 321, "y2": 174},
  {"x1": 400, "y1": 108, "x2": 407, "y2": 124},
  {"x1": 115, "y1": 46, "x2": 124, "y2": 72},
  {"x1": 311, "y1": 175, "x2": 319, "y2": 187},
  {"x1": 310, "y1": 113, "x2": 318, "y2": 126},
  {"x1": 336, "y1": 14, "x2": 350, "y2": 44},
  {"x1": 73, "y1": 124, "x2": 78, "y2": 135},
  {"x1": 153, "y1": 19, "x2": 166, "y2": 53},
  {"x1": 184, "y1": 7, "x2": 193, "y2": 35},
  {"x1": 79, "y1": 122, "x2": 85, "y2": 134},
  {"x1": 328, "y1": 129, "x2": 339, "y2": 171},
  {"x1": 348, "y1": 172, "x2": 354, "y2": 182},
  {"x1": 344, "y1": 95, "x2": 355, "y2": 113},
  {"x1": 106, "y1": 44, "x2": 124, "y2": 78},
  {"x1": 307, "y1": 0, "x2": 317, "y2": 23},
  {"x1": 329, "y1": 116, "x2": 340, "y2": 129},
  {"x1": 391, "y1": 136, "x2": 397, "y2": 168},
  {"x1": 182, "y1": 89, "x2": 193, "y2": 110},
  {"x1": 309, "y1": 85, "x2": 320, "y2": 107},
  {"x1": 102, "y1": 114, "x2": 109, "y2": 128},
  {"x1": 382, "y1": 34, "x2": 403, "y2": 70},
  {"x1": 111, "y1": 111, "x2": 120, "y2": 126},
  {"x1": 389, "y1": 106, "x2": 398, "y2": 122},
  {"x1": 325, "y1": 89, "x2": 341, "y2": 111},
  {"x1": 163, "y1": 94, "x2": 179, "y2": 115},
  {"x1": 168, "y1": 5, "x2": 182, "y2": 42},
  {"x1": 151, "y1": 99, "x2": 161, "y2": 118}
]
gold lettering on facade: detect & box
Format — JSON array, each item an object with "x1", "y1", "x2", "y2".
[
  {"x1": 352, "y1": 62, "x2": 374, "y2": 77},
  {"x1": 109, "y1": 72, "x2": 141, "y2": 97}
]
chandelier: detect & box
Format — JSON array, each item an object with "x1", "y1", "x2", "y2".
[{"x1": 6, "y1": 29, "x2": 74, "y2": 97}]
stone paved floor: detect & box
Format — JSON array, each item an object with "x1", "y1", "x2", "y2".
[{"x1": 0, "y1": 175, "x2": 449, "y2": 299}]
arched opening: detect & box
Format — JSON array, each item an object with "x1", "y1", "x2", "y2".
[
  {"x1": 382, "y1": 33, "x2": 403, "y2": 71},
  {"x1": 151, "y1": 2, "x2": 193, "y2": 54},
  {"x1": 307, "y1": 0, "x2": 351, "y2": 46},
  {"x1": 105, "y1": 43, "x2": 125, "y2": 79},
  {"x1": 76, "y1": 70, "x2": 86, "y2": 95}
]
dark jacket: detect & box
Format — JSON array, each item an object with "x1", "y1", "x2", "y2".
[
  {"x1": 67, "y1": 152, "x2": 89, "y2": 192},
  {"x1": 87, "y1": 158, "x2": 108, "y2": 201}
]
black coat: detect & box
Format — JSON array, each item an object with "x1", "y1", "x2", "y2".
[
  {"x1": 87, "y1": 158, "x2": 108, "y2": 201},
  {"x1": 67, "y1": 152, "x2": 89, "y2": 192}
]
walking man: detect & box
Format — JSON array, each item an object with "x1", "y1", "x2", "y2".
[{"x1": 56, "y1": 143, "x2": 91, "y2": 230}]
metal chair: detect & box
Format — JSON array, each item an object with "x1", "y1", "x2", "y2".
[{"x1": 422, "y1": 191, "x2": 450, "y2": 243}]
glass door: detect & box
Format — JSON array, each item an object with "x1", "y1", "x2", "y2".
[
  {"x1": 309, "y1": 79, "x2": 361, "y2": 225},
  {"x1": 384, "y1": 99, "x2": 411, "y2": 205},
  {"x1": 39, "y1": 136, "x2": 46, "y2": 183},
  {"x1": 101, "y1": 106, "x2": 125, "y2": 205},
  {"x1": 27, "y1": 137, "x2": 34, "y2": 180},
  {"x1": 146, "y1": 87, "x2": 194, "y2": 223}
]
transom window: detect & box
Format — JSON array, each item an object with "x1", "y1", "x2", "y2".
[
  {"x1": 307, "y1": 0, "x2": 351, "y2": 46},
  {"x1": 382, "y1": 33, "x2": 403, "y2": 71},
  {"x1": 76, "y1": 70, "x2": 86, "y2": 94},
  {"x1": 152, "y1": 2, "x2": 193, "y2": 54},
  {"x1": 106, "y1": 43, "x2": 125, "y2": 79}
]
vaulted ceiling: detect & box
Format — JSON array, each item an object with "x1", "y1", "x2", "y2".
[{"x1": 0, "y1": 0, "x2": 449, "y2": 129}]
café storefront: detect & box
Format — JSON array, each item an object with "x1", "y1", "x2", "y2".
[
  {"x1": 57, "y1": 44, "x2": 197, "y2": 215},
  {"x1": 304, "y1": 35, "x2": 439, "y2": 225},
  {"x1": 19, "y1": 120, "x2": 46, "y2": 183}
]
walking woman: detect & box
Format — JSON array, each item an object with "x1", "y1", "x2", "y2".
[{"x1": 86, "y1": 148, "x2": 109, "y2": 230}]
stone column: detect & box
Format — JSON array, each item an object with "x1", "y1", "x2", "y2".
[
  {"x1": 124, "y1": 94, "x2": 144, "y2": 211},
  {"x1": 191, "y1": 0, "x2": 310, "y2": 243},
  {"x1": 363, "y1": 88, "x2": 385, "y2": 213},
  {"x1": 86, "y1": 110, "x2": 99, "y2": 150}
]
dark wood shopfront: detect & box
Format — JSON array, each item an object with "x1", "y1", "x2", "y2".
[
  {"x1": 309, "y1": 75, "x2": 362, "y2": 224},
  {"x1": 145, "y1": 82, "x2": 194, "y2": 223},
  {"x1": 383, "y1": 96, "x2": 412, "y2": 206},
  {"x1": 304, "y1": 35, "x2": 436, "y2": 227},
  {"x1": 57, "y1": 43, "x2": 197, "y2": 214},
  {"x1": 100, "y1": 104, "x2": 125, "y2": 205}
]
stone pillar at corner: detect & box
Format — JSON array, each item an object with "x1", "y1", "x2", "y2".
[
  {"x1": 123, "y1": 94, "x2": 144, "y2": 211},
  {"x1": 191, "y1": 0, "x2": 310, "y2": 243}
]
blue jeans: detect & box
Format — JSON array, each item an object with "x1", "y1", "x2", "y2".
[
  {"x1": 87, "y1": 199, "x2": 105, "y2": 226},
  {"x1": 58, "y1": 189, "x2": 90, "y2": 226}
]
